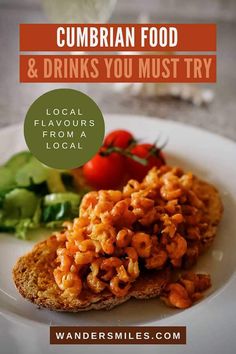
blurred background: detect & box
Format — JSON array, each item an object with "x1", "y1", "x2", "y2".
[{"x1": 0, "y1": 0, "x2": 236, "y2": 140}]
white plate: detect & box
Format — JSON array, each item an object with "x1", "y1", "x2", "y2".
[{"x1": 0, "y1": 114, "x2": 236, "y2": 354}]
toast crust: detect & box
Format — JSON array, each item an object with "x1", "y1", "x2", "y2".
[
  {"x1": 12, "y1": 178, "x2": 223, "y2": 312},
  {"x1": 13, "y1": 238, "x2": 170, "y2": 311}
]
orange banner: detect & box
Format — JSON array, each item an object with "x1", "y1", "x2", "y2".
[
  {"x1": 20, "y1": 55, "x2": 216, "y2": 83},
  {"x1": 19, "y1": 24, "x2": 216, "y2": 52}
]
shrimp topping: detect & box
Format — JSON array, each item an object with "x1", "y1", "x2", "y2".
[{"x1": 53, "y1": 166, "x2": 214, "y2": 303}]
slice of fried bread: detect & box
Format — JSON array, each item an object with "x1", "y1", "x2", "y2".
[
  {"x1": 13, "y1": 237, "x2": 170, "y2": 311},
  {"x1": 12, "y1": 178, "x2": 223, "y2": 312},
  {"x1": 192, "y1": 178, "x2": 223, "y2": 250}
]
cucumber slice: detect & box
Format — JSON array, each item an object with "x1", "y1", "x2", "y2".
[
  {"x1": 0, "y1": 167, "x2": 16, "y2": 192},
  {"x1": 5, "y1": 151, "x2": 32, "y2": 173},
  {"x1": 3, "y1": 188, "x2": 38, "y2": 219},
  {"x1": 42, "y1": 193, "x2": 81, "y2": 223},
  {"x1": 44, "y1": 192, "x2": 81, "y2": 207},
  {"x1": 15, "y1": 157, "x2": 50, "y2": 187},
  {"x1": 42, "y1": 201, "x2": 71, "y2": 223},
  {"x1": 46, "y1": 170, "x2": 66, "y2": 193}
]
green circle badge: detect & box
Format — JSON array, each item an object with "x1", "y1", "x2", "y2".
[{"x1": 24, "y1": 89, "x2": 105, "y2": 169}]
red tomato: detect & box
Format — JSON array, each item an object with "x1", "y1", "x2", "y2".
[
  {"x1": 104, "y1": 130, "x2": 134, "y2": 149},
  {"x1": 127, "y1": 144, "x2": 165, "y2": 181},
  {"x1": 83, "y1": 150, "x2": 125, "y2": 189}
]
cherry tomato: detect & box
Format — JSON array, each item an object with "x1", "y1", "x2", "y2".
[
  {"x1": 104, "y1": 130, "x2": 134, "y2": 149},
  {"x1": 127, "y1": 143, "x2": 165, "y2": 181},
  {"x1": 83, "y1": 150, "x2": 125, "y2": 189}
]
